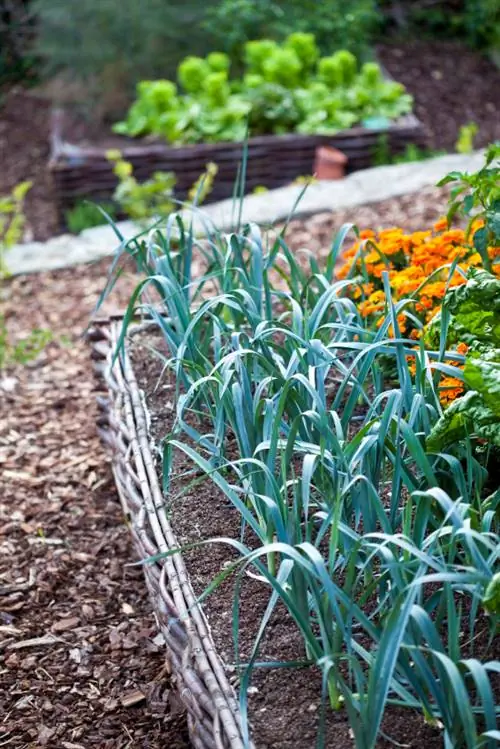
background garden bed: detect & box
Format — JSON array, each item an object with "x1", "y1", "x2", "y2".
[{"x1": 49, "y1": 113, "x2": 426, "y2": 214}]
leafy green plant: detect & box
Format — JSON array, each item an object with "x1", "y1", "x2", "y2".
[
  {"x1": 0, "y1": 180, "x2": 32, "y2": 278},
  {"x1": 426, "y1": 268, "x2": 500, "y2": 451},
  {"x1": 65, "y1": 200, "x2": 117, "y2": 234},
  {"x1": 106, "y1": 150, "x2": 217, "y2": 222},
  {"x1": 33, "y1": 0, "x2": 220, "y2": 113},
  {"x1": 439, "y1": 142, "x2": 500, "y2": 272},
  {"x1": 113, "y1": 34, "x2": 413, "y2": 144},
  {"x1": 372, "y1": 134, "x2": 445, "y2": 166},
  {"x1": 461, "y1": 0, "x2": 500, "y2": 51},
  {"x1": 0, "y1": 179, "x2": 53, "y2": 371},
  {"x1": 0, "y1": 0, "x2": 37, "y2": 86},
  {"x1": 378, "y1": 0, "x2": 500, "y2": 52}
]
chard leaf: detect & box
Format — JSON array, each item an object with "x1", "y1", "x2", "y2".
[
  {"x1": 426, "y1": 391, "x2": 500, "y2": 452},
  {"x1": 464, "y1": 351, "x2": 500, "y2": 416}
]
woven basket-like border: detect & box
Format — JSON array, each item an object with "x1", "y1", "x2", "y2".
[
  {"x1": 50, "y1": 109, "x2": 426, "y2": 212},
  {"x1": 88, "y1": 318, "x2": 248, "y2": 749}
]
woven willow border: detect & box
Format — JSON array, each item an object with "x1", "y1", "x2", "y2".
[{"x1": 89, "y1": 319, "x2": 248, "y2": 749}]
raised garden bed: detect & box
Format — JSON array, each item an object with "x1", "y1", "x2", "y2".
[
  {"x1": 49, "y1": 112, "x2": 426, "y2": 215},
  {"x1": 89, "y1": 316, "x2": 458, "y2": 749}
]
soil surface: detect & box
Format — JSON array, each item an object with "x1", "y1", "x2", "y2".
[
  {"x1": 378, "y1": 40, "x2": 500, "y2": 152},
  {"x1": 1, "y1": 40, "x2": 499, "y2": 241},
  {"x1": 0, "y1": 260, "x2": 191, "y2": 748}
]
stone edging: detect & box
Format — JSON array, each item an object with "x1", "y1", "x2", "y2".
[{"x1": 8, "y1": 151, "x2": 484, "y2": 276}]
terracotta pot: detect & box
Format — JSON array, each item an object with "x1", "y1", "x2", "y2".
[{"x1": 314, "y1": 146, "x2": 348, "y2": 180}]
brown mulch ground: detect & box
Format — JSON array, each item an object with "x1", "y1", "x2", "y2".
[
  {"x1": 378, "y1": 40, "x2": 500, "y2": 152},
  {"x1": 0, "y1": 90, "x2": 59, "y2": 242},
  {"x1": 0, "y1": 262, "x2": 191, "y2": 748},
  {"x1": 0, "y1": 184, "x2": 456, "y2": 747},
  {"x1": 1, "y1": 40, "x2": 499, "y2": 242}
]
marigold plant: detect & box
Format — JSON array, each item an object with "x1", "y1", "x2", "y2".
[{"x1": 338, "y1": 220, "x2": 500, "y2": 404}]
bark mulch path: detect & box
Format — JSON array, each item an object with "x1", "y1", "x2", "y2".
[
  {"x1": 0, "y1": 261, "x2": 191, "y2": 748},
  {"x1": 0, "y1": 185, "x2": 454, "y2": 747}
]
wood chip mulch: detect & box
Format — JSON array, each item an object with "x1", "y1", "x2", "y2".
[{"x1": 0, "y1": 261, "x2": 191, "y2": 749}]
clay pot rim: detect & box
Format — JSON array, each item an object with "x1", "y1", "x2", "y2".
[{"x1": 315, "y1": 145, "x2": 348, "y2": 165}]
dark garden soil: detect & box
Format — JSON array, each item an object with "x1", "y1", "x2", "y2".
[
  {"x1": 0, "y1": 90, "x2": 59, "y2": 242},
  {"x1": 1, "y1": 40, "x2": 499, "y2": 241},
  {"x1": 128, "y1": 332, "x2": 452, "y2": 749},
  {"x1": 0, "y1": 261, "x2": 191, "y2": 748},
  {"x1": 378, "y1": 40, "x2": 500, "y2": 152}
]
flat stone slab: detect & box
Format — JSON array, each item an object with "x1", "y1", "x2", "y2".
[{"x1": 6, "y1": 151, "x2": 485, "y2": 276}]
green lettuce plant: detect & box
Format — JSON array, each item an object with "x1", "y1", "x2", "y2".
[{"x1": 113, "y1": 33, "x2": 413, "y2": 144}]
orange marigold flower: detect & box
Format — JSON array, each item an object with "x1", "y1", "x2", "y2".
[
  {"x1": 468, "y1": 252, "x2": 482, "y2": 266},
  {"x1": 336, "y1": 221, "x2": 493, "y2": 342},
  {"x1": 456, "y1": 342, "x2": 468, "y2": 355},
  {"x1": 434, "y1": 217, "x2": 448, "y2": 232},
  {"x1": 406, "y1": 356, "x2": 417, "y2": 376},
  {"x1": 440, "y1": 229, "x2": 466, "y2": 244},
  {"x1": 439, "y1": 376, "x2": 465, "y2": 405},
  {"x1": 379, "y1": 228, "x2": 404, "y2": 240},
  {"x1": 365, "y1": 250, "x2": 382, "y2": 264},
  {"x1": 420, "y1": 281, "x2": 447, "y2": 299}
]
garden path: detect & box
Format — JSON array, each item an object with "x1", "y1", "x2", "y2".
[{"x1": 0, "y1": 261, "x2": 191, "y2": 748}]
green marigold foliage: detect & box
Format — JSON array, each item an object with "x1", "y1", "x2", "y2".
[
  {"x1": 114, "y1": 33, "x2": 412, "y2": 144},
  {"x1": 438, "y1": 143, "x2": 500, "y2": 273}
]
